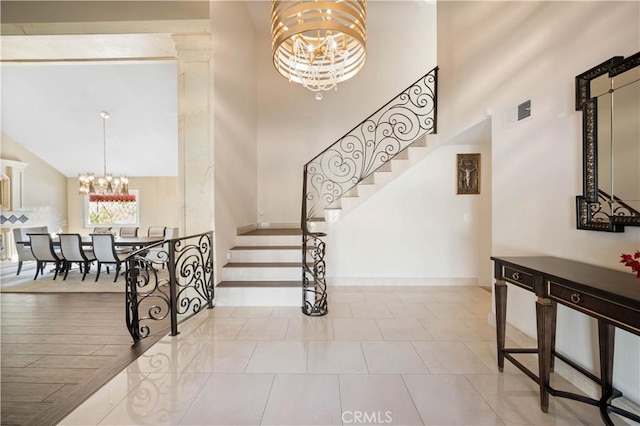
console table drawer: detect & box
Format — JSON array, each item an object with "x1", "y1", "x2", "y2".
[
  {"x1": 503, "y1": 266, "x2": 534, "y2": 290},
  {"x1": 548, "y1": 282, "x2": 640, "y2": 333}
]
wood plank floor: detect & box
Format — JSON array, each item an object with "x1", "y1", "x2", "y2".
[{"x1": 1, "y1": 292, "x2": 167, "y2": 426}]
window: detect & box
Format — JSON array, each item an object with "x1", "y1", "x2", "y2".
[{"x1": 84, "y1": 191, "x2": 139, "y2": 227}]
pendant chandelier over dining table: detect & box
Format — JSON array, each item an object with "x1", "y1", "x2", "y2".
[
  {"x1": 78, "y1": 111, "x2": 128, "y2": 195},
  {"x1": 271, "y1": 0, "x2": 367, "y2": 99}
]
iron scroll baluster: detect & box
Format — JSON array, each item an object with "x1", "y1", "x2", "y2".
[
  {"x1": 300, "y1": 67, "x2": 438, "y2": 316},
  {"x1": 302, "y1": 230, "x2": 328, "y2": 316}
]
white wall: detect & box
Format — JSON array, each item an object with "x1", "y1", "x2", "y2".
[
  {"x1": 212, "y1": 1, "x2": 258, "y2": 279},
  {"x1": 438, "y1": 0, "x2": 640, "y2": 404},
  {"x1": 1, "y1": 133, "x2": 67, "y2": 231},
  {"x1": 327, "y1": 140, "x2": 492, "y2": 285},
  {"x1": 256, "y1": 1, "x2": 438, "y2": 224}
]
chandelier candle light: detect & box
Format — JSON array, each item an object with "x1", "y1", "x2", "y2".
[
  {"x1": 271, "y1": 0, "x2": 367, "y2": 100},
  {"x1": 79, "y1": 111, "x2": 128, "y2": 195}
]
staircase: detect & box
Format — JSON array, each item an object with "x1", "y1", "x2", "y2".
[
  {"x1": 308, "y1": 133, "x2": 439, "y2": 233},
  {"x1": 302, "y1": 67, "x2": 438, "y2": 315},
  {"x1": 215, "y1": 228, "x2": 304, "y2": 306},
  {"x1": 215, "y1": 135, "x2": 438, "y2": 307},
  {"x1": 215, "y1": 67, "x2": 439, "y2": 310}
]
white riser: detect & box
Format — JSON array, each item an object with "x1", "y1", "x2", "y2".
[
  {"x1": 230, "y1": 249, "x2": 302, "y2": 263},
  {"x1": 235, "y1": 235, "x2": 301, "y2": 246},
  {"x1": 215, "y1": 286, "x2": 301, "y2": 307},
  {"x1": 222, "y1": 266, "x2": 301, "y2": 281}
]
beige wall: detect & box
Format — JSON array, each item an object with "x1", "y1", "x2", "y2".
[
  {"x1": 66, "y1": 176, "x2": 179, "y2": 235},
  {"x1": 1, "y1": 132, "x2": 67, "y2": 231}
]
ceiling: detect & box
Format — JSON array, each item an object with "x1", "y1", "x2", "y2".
[
  {"x1": 2, "y1": 61, "x2": 179, "y2": 177},
  {"x1": 0, "y1": 1, "x2": 434, "y2": 178},
  {"x1": 1, "y1": 30, "x2": 180, "y2": 177}
]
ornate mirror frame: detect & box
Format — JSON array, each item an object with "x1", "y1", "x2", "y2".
[{"x1": 575, "y1": 51, "x2": 640, "y2": 232}]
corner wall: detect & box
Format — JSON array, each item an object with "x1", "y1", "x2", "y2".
[
  {"x1": 1, "y1": 133, "x2": 67, "y2": 230},
  {"x1": 438, "y1": 0, "x2": 640, "y2": 404},
  {"x1": 212, "y1": 1, "x2": 258, "y2": 280}
]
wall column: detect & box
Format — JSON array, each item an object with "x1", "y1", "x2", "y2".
[{"x1": 172, "y1": 34, "x2": 214, "y2": 236}]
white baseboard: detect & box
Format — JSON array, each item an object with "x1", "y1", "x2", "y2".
[{"x1": 327, "y1": 277, "x2": 478, "y2": 286}]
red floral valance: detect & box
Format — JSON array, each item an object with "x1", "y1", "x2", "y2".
[{"x1": 89, "y1": 194, "x2": 136, "y2": 202}]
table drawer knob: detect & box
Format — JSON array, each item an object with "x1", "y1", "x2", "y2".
[
  {"x1": 570, "y1": 293, "x2": 583, "y2": 304},
  {"x1": 512, "y1": 272, "x2": 520, "y2": 280}
]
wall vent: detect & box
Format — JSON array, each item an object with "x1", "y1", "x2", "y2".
[{"x1": 518, "y1": 99, "x2": 531, "y2": 121}]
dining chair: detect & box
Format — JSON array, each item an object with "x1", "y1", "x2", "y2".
[
  {"x1": 12, "y1": 226, "x2": 48, "y2": 275},
  {"x1": 28, "y1": 233, "x2": 65, "y2": 280},
  {"x1": 58, "y1": 233, "x2": 96, "y2": 281},
  {"x1": 116, "y1": 226, "x2": 139, "y2": 255},
  {"x1": 93, "y1": 227, "x2": 113, "y2": 234},
  {"x1": 119, "y1": 226, "x2": 139, "y2": 237},
  {"x1": 147, "y1": 226, "x2": 166, "y2": 237},
  {"x1": 90, "y1": 233, "x2": 129, "y2": 282},
  {"x1": 144, "y1": 227, "x2": 175, "y2": 268}
]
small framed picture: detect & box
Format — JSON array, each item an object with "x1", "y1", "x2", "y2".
[{"x1": 457, "y1": 153, "x2": 480, "y2": 195}]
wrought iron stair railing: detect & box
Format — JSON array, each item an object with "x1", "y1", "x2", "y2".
[
  {"x1": 125, "y1": 231, "x2": 214, "y2": 341},
  {"x1": 301, "y1": 66, "x2": 438, "y2": 317}
]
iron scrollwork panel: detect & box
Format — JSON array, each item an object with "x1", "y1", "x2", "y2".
[
  {"x1": 302, "y1": 232, "x2": 328, "y2": 316},
  {"x1": 170, "y1": 233, "x2": 215, "y2": 320},
  {"x1": 125, "y1": 231, "x2": 215, "y2": 342},
  {"x1": 125, "y1": 260, "x2": 172, "y2": 341},
  {"x1": 304, "y1": 67, "x2": 438, "y2": 221}
]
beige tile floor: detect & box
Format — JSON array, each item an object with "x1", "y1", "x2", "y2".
[{"x1": 59, "y1": 286, "x2": 627, "y2": 425}]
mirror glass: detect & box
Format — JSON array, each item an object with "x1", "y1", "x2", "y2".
[
  {"x1": 593, "y1": 67, "x2": 640, "y2": 216},
  {"x1": 577, "y1": 52, "x2": 640, "y2": 231}
]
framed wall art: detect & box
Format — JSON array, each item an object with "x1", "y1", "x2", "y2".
[{"x1": 457, "y1": 153, "x2": 480, "y2": 195}]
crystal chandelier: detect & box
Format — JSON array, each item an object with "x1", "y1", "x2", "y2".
[
  {"x1": 78, "y1": 111, "x2": 129, "y2": 195},
  {"x1": 271, "y1": 1, "x2": 367, "y2": 99}
]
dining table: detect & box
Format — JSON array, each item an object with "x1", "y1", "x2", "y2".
[
  {"x1": 18, "y1": 235, "x2": 164, "y2": 249},
  {"x1": 88, "y1": 236, "x2": 164, "y2": 248}
]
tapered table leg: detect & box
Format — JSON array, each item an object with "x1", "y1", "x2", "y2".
[
  {"x1": 536, "y1": 296, "x2": 555, "y2": 413},
  {"x1": 598, "y1": 320, "x2": 615, "y2": 426},
  {"x1": 550, "y1": 300, "x2": 557, "y2": 372},
  {"x1": 495, "y1": 279, "x2": 507, "y2": 372}
]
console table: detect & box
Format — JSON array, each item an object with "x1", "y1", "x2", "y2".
[{"x1": 491, "y1": 256, "x2": 640, "y2": 425}]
